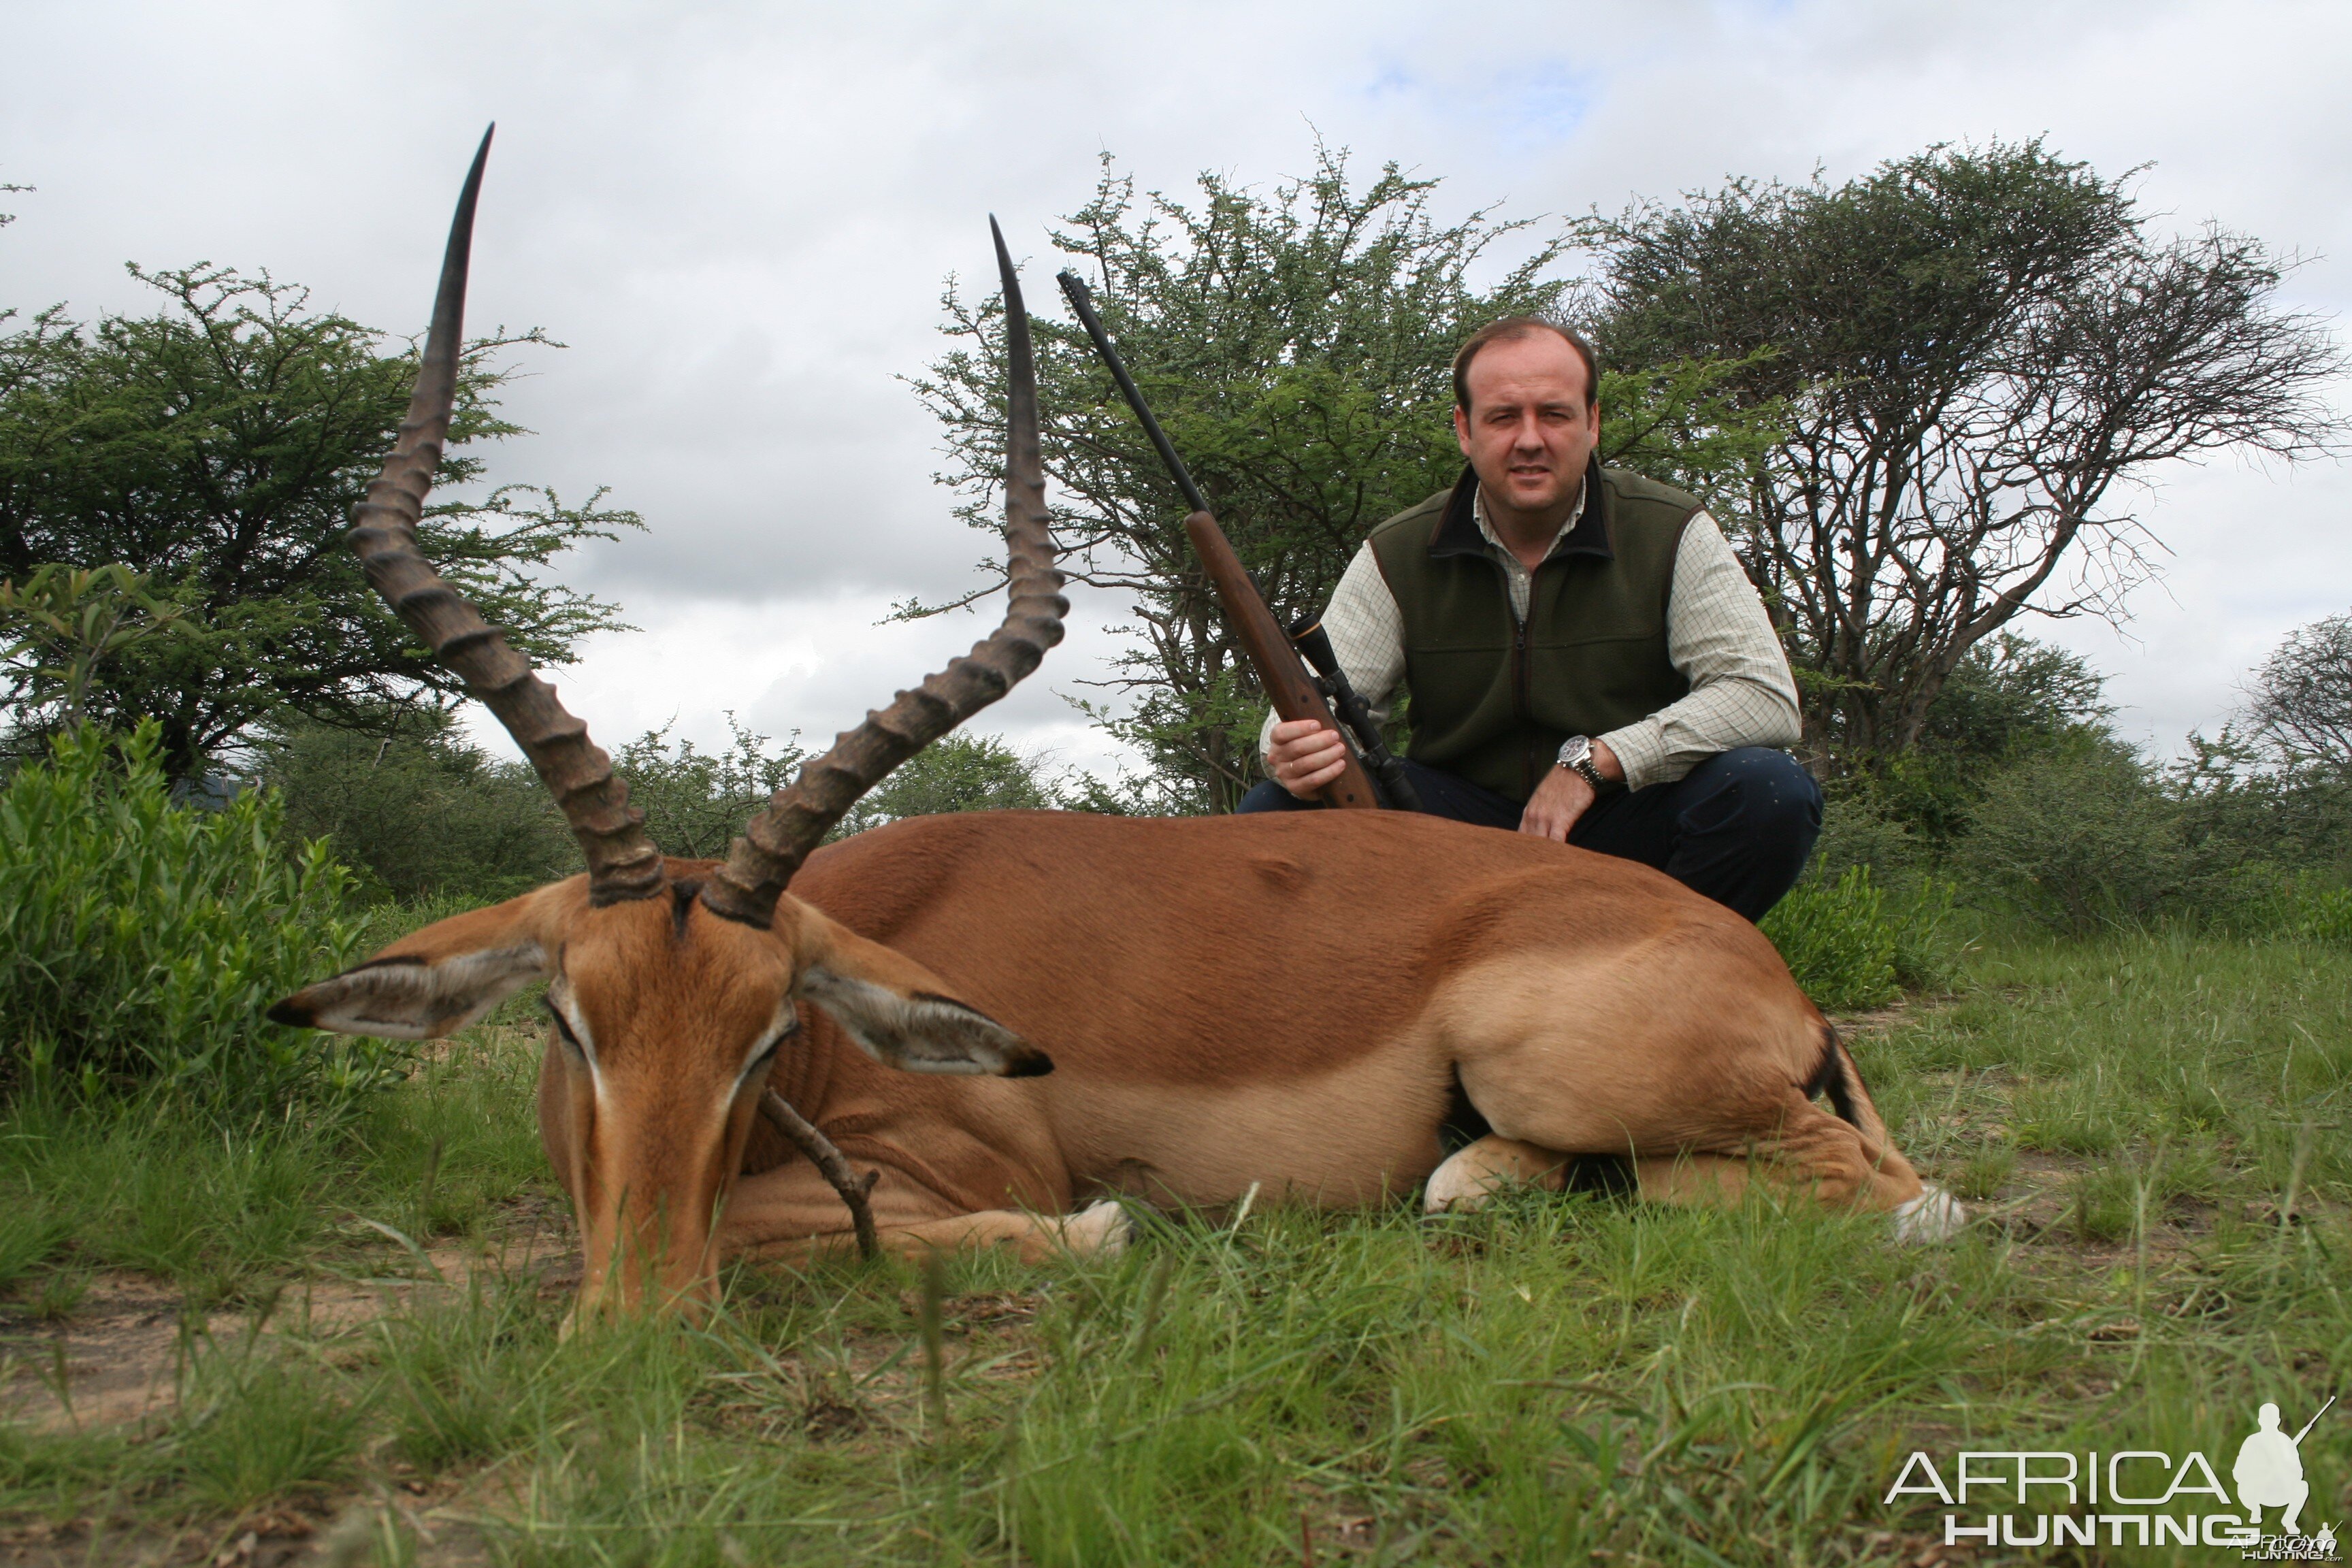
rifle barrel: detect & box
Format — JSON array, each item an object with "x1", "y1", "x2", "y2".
[
  {"x1": 2292, "y1": 1394, "x2": 2336, "y2": 1444},
  {"x1": 1055, "y1": 271, "x2": 1210, "y2": 517}
]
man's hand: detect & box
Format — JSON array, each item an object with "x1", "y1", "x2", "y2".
[
  {"x1": 1518, "y1": 738, "x2": 1621, "y2": 841},
  {"x1": 1266, "y1": 718, "x2": 1350, "y2": 799}
]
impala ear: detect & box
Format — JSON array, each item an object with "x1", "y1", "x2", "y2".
[
  {"x1": 788, "y1": 908, "x2": 1051, "y2": 1079},
  {"x1": 268, "y1": 895, "x2": 553, "y2": 1041}
]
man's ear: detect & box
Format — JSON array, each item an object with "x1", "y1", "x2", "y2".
[
  {"x1": 269, "y1": 893, "x2": 556, "y2": 1041},
  {"x1": 785, "y1": 903, "x2": 1051, "y2": 1079}
]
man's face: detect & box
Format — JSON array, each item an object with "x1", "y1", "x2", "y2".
[{"x1": 1453, "y1": 331, "x2": 1599, "y2": 519}]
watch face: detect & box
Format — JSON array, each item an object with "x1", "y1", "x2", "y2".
[{"x1": 1557, "y1": 736, "x2": 1590, "y2": 770}]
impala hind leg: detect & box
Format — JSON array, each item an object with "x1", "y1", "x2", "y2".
[
  {"x1": 1425, "y1": 1113, "x2": 1962, "y2": 1241},
  {"x1": 1684, "y1": 1092, "x2": 1963, "y2": 1241}
]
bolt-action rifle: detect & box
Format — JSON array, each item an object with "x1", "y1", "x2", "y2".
[{"x1": 1055, "y1": 271, "x2": 1419, "y2": 813}]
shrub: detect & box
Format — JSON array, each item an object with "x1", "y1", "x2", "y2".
[
  {"x1": 255, "y1": 710, "x2": 574, "y2": 904},
  {"x1": 1761, "y1": 864, "x2": 1899, "y2": 1012},
  {"x1": 1953, "y1": 737, "x2": 2186, "y2": 934},
  {"x1": 2207, "y1": 870, "x2": 2352, "y2": 943},
  {"x1": 835, "y1": 731, "x2": 1064, "y2": 836},
  {"x1": 0, "y1": 723, "x2": 393, "y2": 1110},
  {"x1": 615, "y1": 715, "x2": 808, "y2": 858}
]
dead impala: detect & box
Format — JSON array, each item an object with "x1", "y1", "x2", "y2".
[{"x1": 273, "y1": 133, "x2": 1961, "y2": 1318}]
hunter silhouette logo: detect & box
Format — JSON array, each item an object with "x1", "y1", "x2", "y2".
[{"x1": 2236, "y1": 1397, "x2": 2330, "y2": 1535}]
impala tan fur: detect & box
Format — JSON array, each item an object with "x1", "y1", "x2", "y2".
[{"x1": 274, "y1": 134, "x2": 1960, "y2": 1321}]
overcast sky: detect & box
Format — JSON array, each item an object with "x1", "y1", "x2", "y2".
[{"x1": 7, "y1": 0, "x2": 2349, "y2": 777}]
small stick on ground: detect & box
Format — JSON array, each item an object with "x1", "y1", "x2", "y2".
[{"x1": 761, "y1": 1089, "x2": 880, "y2": 1260}]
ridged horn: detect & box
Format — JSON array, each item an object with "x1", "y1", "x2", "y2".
[
  {"x1": 346, "y1": 127, "x2": 665, "y2": 906},
  {"x1": 700, "y1": 218, "x2": 1065, "y2": 927}
]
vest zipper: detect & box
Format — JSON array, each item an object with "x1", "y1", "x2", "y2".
[{"x1": 1507, "y1": 564, "x2": 1535, "y2": 797}]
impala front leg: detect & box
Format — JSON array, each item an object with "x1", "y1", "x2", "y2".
[
  {"x1": 722, "y1": 1156, "x2": 1131, "y2": 1265},
  {"x1": 1424, "y1": 1135, "x2": 1569, "y2": 1213}
]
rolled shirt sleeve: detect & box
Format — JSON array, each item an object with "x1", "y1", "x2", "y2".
[
  {"x1": 1262, "y1": 510, "x2": 1800, "y2": 789},
  {"x1": 1597, "y1": 513, "x2": 1802, "y2": 791}
]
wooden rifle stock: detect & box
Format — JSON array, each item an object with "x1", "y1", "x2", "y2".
[{"x1": 1183, "y1": 512, "x2": 1379, "y2": 811}]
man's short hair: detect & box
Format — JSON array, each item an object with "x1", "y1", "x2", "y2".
[{"x1": 1452, "y1": 317, "x2": 1600, "y2": 413}]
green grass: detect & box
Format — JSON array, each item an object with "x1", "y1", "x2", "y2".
[
  {"x1": 0, "y1": 1024, "x2": 546, "y2": 1309},
  {"x1": 3, "y1": 932, "x2": 2349, "y2": 1564}
]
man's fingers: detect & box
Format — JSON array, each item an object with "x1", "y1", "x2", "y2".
[
  {"x1": 1269, "y1": 724, "x2": 1352, "y2": 798},
  {"x1": 1283, "y1": 747, "x2": 1348, "y2": 796},
  {"x1": 1270, "y1": 718, "x2": 1335, "y2": 746},
  {"x1": 1288, "y1": 757, "x2": 1348, "y2": 796},
  {"x1": 1517, "y1": 809, "x2": 1571, "y2": 843}
]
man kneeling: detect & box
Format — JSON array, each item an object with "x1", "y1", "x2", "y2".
[{"x1": 1240, "y1": 316, "x2": 1817, "y2": 923}]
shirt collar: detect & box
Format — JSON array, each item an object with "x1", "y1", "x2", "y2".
[{"x1": 1429, "y1": 457, "x2": 1612, "y2": 563}]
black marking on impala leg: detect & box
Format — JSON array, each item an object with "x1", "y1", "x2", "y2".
[
  {"x1": 353, "y1": 954, "x2": 429, "y2": 971},
  {"x1": 1803, "y1": 1022, "x2": 1859, "y2": 1129},
  {"x1": 1559, "y1": 1154, "x2": 1635, "y2": 1198},
  {"x1": 1440, "y1": 1070, "x2": 1494, "y2": 1153}
]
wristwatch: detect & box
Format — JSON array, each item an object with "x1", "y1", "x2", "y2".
[{"x1": 1556, "y1": 734, "x2": 1607, "y2": 791}]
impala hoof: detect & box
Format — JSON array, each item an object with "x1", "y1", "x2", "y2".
[
  {"x1": 1424, "y1": 1145, "x2": 1515, "y2": 1215},
  {"x1": 1064, "y1": 1200, "x2": 1134, "y2": 1259},
  {"x1": 1893, "y1": 1183, "x2": 1966, "y2": 1244}
]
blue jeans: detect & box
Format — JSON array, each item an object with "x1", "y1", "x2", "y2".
[{"x1": 1235, "y1": 747, "x2": 1822, "y2": 921}]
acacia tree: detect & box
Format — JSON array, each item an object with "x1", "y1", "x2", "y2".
[
  {"x1": 2247, "y1": 612, "x2": 2352, "y2": 770},
  {"x1": 915, "y1": 147, "x2": 1778, "y2": 811},
  {"x1": 0, "y1": 263, "x2": 638, "y2": 777},
  {"x1": 1579, "y1": 140, "x2": 2345, "y2": 757}
]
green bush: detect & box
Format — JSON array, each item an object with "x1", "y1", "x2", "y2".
[
  {"x1": 834, "y1": 731, "x2": 1066, "y2": 836},
  {"x1": 255, "y1": 710, "x2": 575, "y2": 904},
  {"x1": 0, "y1": 723, "x2": 393, "y2": 1110},
  {"x1": 2283, "y1": 883, "x2": 2352, "y2": 941},
  {"x1": 1954, "y1": 738, "x2": 2185, "y2": 933},
  {"x1": 1882, "y1": 876, "x2": 1966, "y2": 992},
  {"x1": 1761, "y1": 864, "x2": 1900, "y2": 1011},
  {"x1": 615, "y1": 715, "x2": 807, "y2": 858},
  {"x1": 2206, "y1": 869, "x2": 2352, "y2": 943}
]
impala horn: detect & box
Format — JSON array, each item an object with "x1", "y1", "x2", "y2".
[
  {"x1": 700, "y1": 218, "x2": 1064, "y2": 928},
  {"x1": 347, "y1": 127, "x2": 666, "y2": 907}
]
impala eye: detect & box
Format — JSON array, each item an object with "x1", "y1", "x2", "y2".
[
  {"x1": 542, "y1": 996, "x2": 585, "y2": 1055},
  {"x1": 742, "y1": 1009, "x2": 800, "y2": 1075}
]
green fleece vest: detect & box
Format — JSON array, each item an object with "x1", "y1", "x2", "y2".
[{"x1": 1367, "y1": 459, "x2": 1699, "y2": 803}]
